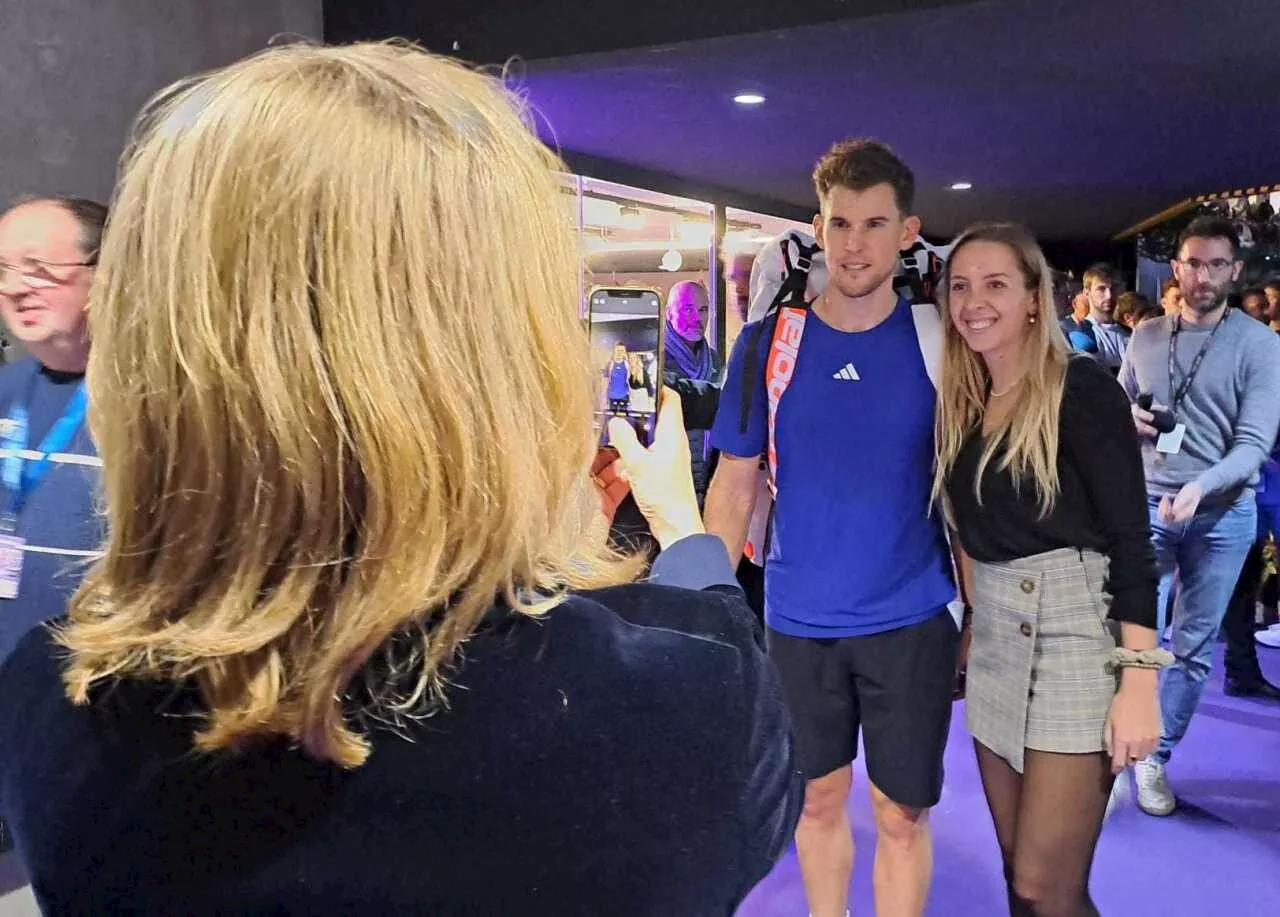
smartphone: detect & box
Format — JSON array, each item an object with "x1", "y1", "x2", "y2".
[{"x1": 588, "y1": 287, "x2": 665, "y2": 448}]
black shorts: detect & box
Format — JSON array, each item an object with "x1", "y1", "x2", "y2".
[{"x1": 767, "y1": 609, "x2": 959, "y2": 809}]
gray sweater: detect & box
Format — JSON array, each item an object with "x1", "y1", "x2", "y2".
[{"x1": 1119, "y1": 311, "x2": 1280, "y2": 503}]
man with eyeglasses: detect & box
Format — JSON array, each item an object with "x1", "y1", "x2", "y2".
[
  {"x1": 0, "y1": 197, "x2": 106, "y2": 854},
  {"x1": 1119, "y1": 216, "x2": 1280, "y2": 817}
]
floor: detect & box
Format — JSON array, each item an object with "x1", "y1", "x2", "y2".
[
  {"x1": 1, "y1": 649, "x2": 1276, "y2": 916},
  {"x1": 738, "y1": 646, "x2": 1280, "y2": 916}
]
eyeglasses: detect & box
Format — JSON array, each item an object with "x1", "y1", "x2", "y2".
[
  {"x1": 0, "y1": 256, "x2": 96, "y2": 290},
  {"x1": 1175, "y1": 258, "x2": 1235, "y2": 277}
]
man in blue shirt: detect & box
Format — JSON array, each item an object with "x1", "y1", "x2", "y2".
[
  {"x1": 705, "y1": 140, "x2": 957, "y2": 917},
  {"x1": 0, "y1": 198, "x2": 105, "y2": 857}
]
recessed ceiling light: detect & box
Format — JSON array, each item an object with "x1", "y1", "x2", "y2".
[
  {"x1": 734, "y1": 92, "x2": 766, "y2": 105},
  {"x1": 950, "y1": 182, "x2": 973, "y2": 191}
]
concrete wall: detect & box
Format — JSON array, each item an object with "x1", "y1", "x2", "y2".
[{"x1": 0, "y1": 0, "x2": 323, "y2": 206}]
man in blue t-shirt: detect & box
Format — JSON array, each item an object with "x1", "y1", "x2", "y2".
[{"x1": 706, "y1": 140, "x2": 957, "y2": 917}]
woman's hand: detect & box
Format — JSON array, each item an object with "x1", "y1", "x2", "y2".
[
  {"x1": 590, "y1": 448, "x2": 631, "y2": 526},
  {"x1": 1104, "y1": 670, "x2": 1161, "y2": 774},
  {"x1": 608, "y1": 389, "x2": 704, "y2": 550}
]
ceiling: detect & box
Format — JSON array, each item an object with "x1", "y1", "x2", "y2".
[
  {"x1": 526, "y1": 0, "x2": 1280, "y2": 243},
  {"x1": 329, "y1": 0, "x2": 1280, "y2": 245}
]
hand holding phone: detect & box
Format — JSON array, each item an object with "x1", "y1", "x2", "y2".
[
  {"x1": 588, "y1": 287, "x2": 665, "y2": 447},
  {"x1": 608, "y1": 390, "x2": 703, "y2": 551}
]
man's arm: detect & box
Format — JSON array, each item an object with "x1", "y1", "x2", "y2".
[
  {"x1": 704, "y1": 453, "x2": 762, "y2": 565},
  {"x1": 1196, "y1": 334, "x2": 1280, "y2": 497}
]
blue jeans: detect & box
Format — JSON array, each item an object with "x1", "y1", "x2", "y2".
[{"x1": 1149, "y1": 494, "x2": 1256, "y2": 765}]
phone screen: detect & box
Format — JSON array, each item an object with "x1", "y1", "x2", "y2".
[{"x1": 588, "y1": 287, "x2": 665, "y2": 448}]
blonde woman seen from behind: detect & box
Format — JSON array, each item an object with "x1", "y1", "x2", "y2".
[
  {"x1": 0, "y1": 42, "x2": 800, "y2": 916},
  {"x1": 934, "y1": 224, "x2": 1166, "y2": 917}
]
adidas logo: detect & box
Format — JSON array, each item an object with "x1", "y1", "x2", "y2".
[{"x1": 832, "y1": 362, "x2": 860, "y2": 382}]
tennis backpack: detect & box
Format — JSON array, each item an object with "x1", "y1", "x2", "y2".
[{"x1": 739, "y1": 229, "x2": 950, "y2": 566}]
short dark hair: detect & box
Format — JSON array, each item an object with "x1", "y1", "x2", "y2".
[
  {"x1": 812, "y1": 138, "x2": 915, "y2": 215},
  {"x1": 1161, "y1": 277, "x2": 1180, "y2": 296},
  {"x1": 1177, "y1": 216, "x2": 1239, "y2": 259},
  {"x1": 1242, "y1": 287, "x2": 1267, "y2": 303},
  {"x1": 7, "y1": 195, "x2": 108, "y2": 263},
  {"x1": 1082, "y1": 263, "x2": 1118, "y2": 291}
]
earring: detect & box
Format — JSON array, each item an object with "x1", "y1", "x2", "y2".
[{"x1": 1029, "y1": 315, "x2": 1037, "y2": 324}]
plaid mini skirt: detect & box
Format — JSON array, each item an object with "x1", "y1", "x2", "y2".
[{"x1": 967, "y1": 547, "x2": 1120, "y2": 773}]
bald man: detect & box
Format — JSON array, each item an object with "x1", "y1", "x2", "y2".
[{"x1": 663, "y1": 281, "x2": 723, "y2": 505}]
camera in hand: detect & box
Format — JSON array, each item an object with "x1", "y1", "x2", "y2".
[{"x1": 1136, "y1": 393, "x2": 1177, "y2": 435}]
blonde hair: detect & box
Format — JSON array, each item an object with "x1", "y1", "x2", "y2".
[
  {"x1": 932, "y1": 223, "x2": 1070, "y2": 519},
  {"x1": 59, "y1": 41, "x2": 640, "y2": 767}
]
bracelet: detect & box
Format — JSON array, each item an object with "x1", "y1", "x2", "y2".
[
  {"x1": 962, "y1": 603, "x2": 974, "y2": 625},
  {"x1": 1107, "y1": 647, "x2": 1174, "y2": 673}
]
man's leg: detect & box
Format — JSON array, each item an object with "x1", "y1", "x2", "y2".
[
  {"x1": 1133, "y1": 497, "x2": 1181, "y2": 816},
  {"x1": 1223, "y1": 538, "x2": 1265, "y2": 688},
  {"x1": 796, "y1": 766, "x2": 855, "y2": 917},
  {"x1": 856, "y1": 611, "x2": 957, "y2": 917},
  {"x1": 766, "y1": 630, "x2": 859, "y2": 917},
  {"x1": 868, "y1": 782, "x2": 931, "y2": 917},
  {"x1": 1157, "y1": 499, "x2": 1256, "y2": 763}
]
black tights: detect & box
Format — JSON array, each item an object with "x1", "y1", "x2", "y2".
[{"x1": 975, "y1": 740, "x2": 1112, "y2": 917}]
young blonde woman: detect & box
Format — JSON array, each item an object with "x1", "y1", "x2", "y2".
[
  {"x1": 934, "y1": 223, "x2": 1168, "y2": 917},
  {"x1": 0, "y1": 43, "x2": 801, "y2": 915}
]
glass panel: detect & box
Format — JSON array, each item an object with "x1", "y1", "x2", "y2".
[
  {"x1": 722, "y1": 207, "x2": 813, "y2": 353},
  {"x1": 580, "y1": 177, "x2": 718, "y2": 381}
]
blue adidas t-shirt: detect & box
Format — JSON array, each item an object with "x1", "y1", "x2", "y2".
[
  {"x1": 0, "y1": 357, "x2": 101, "y2": 666},
  {"x1": 710, "y1": 298, "x2": 955, "y2": 638}
]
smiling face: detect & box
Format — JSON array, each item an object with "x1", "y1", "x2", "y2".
[
  {"x1": 814, "y1": 183, "x2": 919, "y2": 301},
  {"x1": 946, "y1": 239, "x2": 1038, "y2": 361}
]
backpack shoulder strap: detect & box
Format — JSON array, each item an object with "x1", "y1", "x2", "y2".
[{"x1": 910, "y1": 301, "x2": 943, "y2": 391}]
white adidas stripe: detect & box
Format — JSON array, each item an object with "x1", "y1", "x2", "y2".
[
  {"x1": 832, "y1": 362, "x2": 860, "y2": 381},
  {"x1": 0, "y1": 448, "x2": 102, "y2": 468}
]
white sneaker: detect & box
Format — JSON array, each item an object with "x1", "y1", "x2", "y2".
[
  {"x1": 1134, "y1": 758, "x2": 1176, "y2": 816},
  {"x1": 1104, "y1": 772, "x2": 1130, "y2": 819}
]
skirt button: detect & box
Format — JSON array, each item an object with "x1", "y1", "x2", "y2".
[
  {"x1": 1020, "y1": 579, "x2": 1036, "y2": 594},
  {"x1": 1020, "y1": 622, "x2": 1033, "y2": 637}
]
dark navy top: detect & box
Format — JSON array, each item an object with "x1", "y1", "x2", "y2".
[{"x1": 0, "y1": 535, "x2": 801, "y2": 916}]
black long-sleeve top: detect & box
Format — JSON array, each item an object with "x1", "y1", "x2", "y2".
[
  {"x1": 946, "y1": 356, "x2": 1158, "y2": 628},
  {"x1": 0, "y1": 535, "x2": 801, "y2": 916}
]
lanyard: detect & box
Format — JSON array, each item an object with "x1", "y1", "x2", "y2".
[
  {"x1": 1, "y1": 379, "x2": 88, "y2": 527},
  {"x1": 1168, "y1": 309, "x2": 1229, "y2": 417}
]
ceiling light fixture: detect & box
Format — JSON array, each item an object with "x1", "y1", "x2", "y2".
[
  {"x1": 733, "y1": 92, "x2": 766, "y2": 105},
  {"x1": 950, "y1": 182, "x2": 973, "y2": 191}
]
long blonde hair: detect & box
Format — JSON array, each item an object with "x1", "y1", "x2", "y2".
[
  {"x1": 932, "y1": 223, "x2": 1071, "y2": 519},
  {"x1": 59, "y1": 41, "x2": 639, "y2": 767}
]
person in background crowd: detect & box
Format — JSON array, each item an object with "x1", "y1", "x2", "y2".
[
  {"x1": 0, "y1": 195, "x2": 106, "y2": 856},
  {"x1": 1264, "y1": 280, "x2": 1280, "y2": 331},
  {"x1": 0, "y1": 197, "x2": 105, "y2": 666},
  {"x1": 0, "y1": 42, "x2": 801, "y2": 915},
  {"x1": 1161, "y1": 277, "x2": 1183, "y2": 316},
  {"x1": 662, "y1": 280, "x2": 723, "y2": 505},
  {"x1": 1221, "y1": 429, "x2": 1280, "y2": 699},
  {"x1": 1058, "y1": 290, "x2": 1089, "y2": 339},
  {"x1": 936, "y1": 222, "x2": 1162, "y2": 917},
  {"x1": 1114, "y1": 292, "x2": 1160, "y2": 330},
  {"x1": 1069, "y1": 264, "x2": 1129, "y2": 374},
  {"x1": 1240, "y1": 287, "x2": 1269, "y2": 322},
  {"x1": 1121, "y1": 216, "x2": 1280, "y2": 817},
  {"x1": 707, "y1": 138, "x2": 958, "y2": 917}
]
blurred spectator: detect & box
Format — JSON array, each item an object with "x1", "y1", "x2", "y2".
[
  {"x1": 1114, "y1": 292, "x2": 1160, "y2": 330},
  {"x1": 1241, "y1": 287, "x2": 1269, "y2": 322},
  {"x1": 663, "y1": 280, "x2": 723, "y2": 505},
  {"x1": 1161, "y1": 277, "x2": 1183, "y2": 316}
]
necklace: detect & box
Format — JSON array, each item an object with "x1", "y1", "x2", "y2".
[{"x1": 990, "y1": 380, "x2": 1021, "y2": 398}]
